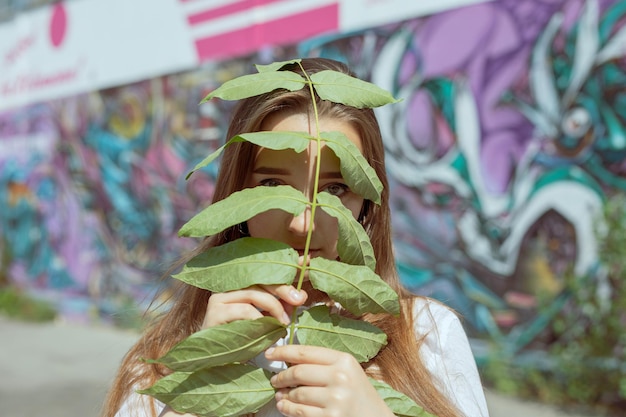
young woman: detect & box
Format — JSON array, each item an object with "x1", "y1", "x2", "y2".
[{"x1": 101, "y1": 58, "x2": 489, "y2": 417}]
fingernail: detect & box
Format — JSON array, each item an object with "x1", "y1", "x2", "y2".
[
  {"x1": 266, "y1": 347, "x2": 275, "y2": 357},
  {"x1": 281, "y1": 312, "x2": 291, "y2": 325},
  {"x1": 275, "y1": 390, "x2": 284, "y2": 401},
  {"x1": 289, "y1": 289, "x2": 303, "y2": 301}
]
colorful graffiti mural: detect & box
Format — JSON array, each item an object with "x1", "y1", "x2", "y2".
[
  {"x1": 297, "y1": 0, "x2": 626, "y2": 359},
  {"x1": 0, "y1": 0, "x2": 624, "y2": 363},
  {"x1": 0, "y1": 73, "x2": 229, "y2": 319}
]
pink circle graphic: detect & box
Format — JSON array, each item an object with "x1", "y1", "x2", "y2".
[{"x1": 49, "y1": 3, "x2": 67, "y2": 48}]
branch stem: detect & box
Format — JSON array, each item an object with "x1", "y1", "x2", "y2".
[{"x1": 289, "y1": 64, "x2": 323, "y2": 344}]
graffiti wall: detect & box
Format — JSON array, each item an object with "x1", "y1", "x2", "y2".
[{"x1": 1, "y1": 0, "x2": 624, "y2": 362}]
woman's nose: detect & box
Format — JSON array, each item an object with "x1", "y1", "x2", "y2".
[{"x1": 288, "y1": 206, "x2": 314, "y2": 236}]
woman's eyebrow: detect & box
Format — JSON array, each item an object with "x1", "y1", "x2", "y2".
[
  {"x1": 252, "y1": 166, "x2": 290, "y2": 175},
  {"x1": 319, "y1": 171, "x2": 343, "y2": 179},
  {"x1": 253, "y1": 167, "x2": 343, "y2": 179}
]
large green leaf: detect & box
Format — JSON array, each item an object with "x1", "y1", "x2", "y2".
[
  {"x1": 310, "y1": 70, "x2": 400, "y2": 108},
  {"x1": 308, "y1": 258, "x2": 400, "y2": 316},
  {"x1": 255, "y1": 59, "x2": 301, "y2": 73},
  {"x1": 146, "y1": 317, "x2": 286, "y2": 372},
  {"x1": 178, "y1": 186, "x2": 307, "y2": 237},
  {"x1": 174, "y1": 238, "x2": 299, "y2": 291},
  {"x1": 321, "y1": 130, "x2": 383, "y2": 204},
  {"x1": 138, "y1": 364, "x2": 274, "y2": 417},
  {"x1": 186, "y1": 130, "x2": 313, "y2": 179},
  {"x1": 296, "y1": 305, "x2": 386, "y2": 363},
  {"x1": 369, "y1": 378, "x2": 438, "y2": 417},
  {"x1": 200, "y1": 71, "x2": 306, "y2": 102},
  {"x1": 238, "y1": 131, "x2": 312, "y2": 152},
  {"x1": 316, "y1": 192, "x2": 375, "y2": 270}
]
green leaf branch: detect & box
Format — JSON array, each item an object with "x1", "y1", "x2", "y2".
[
  {"x1": 144, "y1": 317, "x2": 287, "y2": 372},
  {"x1": 140, "y1": 59, "x2": 431, "y2": 416}
]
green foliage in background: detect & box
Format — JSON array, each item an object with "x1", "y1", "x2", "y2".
[
  {"x1": 483, "y1": 193, "x2": 626, "y2": 416},
  {"x1": 139, "y1": 59, "x2": 434, "y2": 417},
  {"x1": 0, "y1": 234, "x2": 56, "y2": 322},
  {"x1": 0, "y1": 286, "x2": 56, "y2": 322}
]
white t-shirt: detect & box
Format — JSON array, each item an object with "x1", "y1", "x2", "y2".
[
  {"x1": 116, "y1": 298, "x2": 489, "y2": 417},
  {"x1": 411, "y1": 298, "x2": 489, "y2": 417}
]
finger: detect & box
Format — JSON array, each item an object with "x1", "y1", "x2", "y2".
[
  {"x1": 207, "y1": 288, "x2": 290, "y2": 325},
  {"x1": 220, "y1": 304, "x2": 266, "y2": 322},
  {"x1": 297, "y1": 254, "x2": 311, "y2": 267},
  {"x1": 276, "y1": 397, "x2": 321, "y2": 417},
  {"x1": 270, "y1": 364, "x2": 330, "y2": 388},
  {"x1": 203, "y1": 303, "x2": 265, "y2": 327},
  {"x1": 260, "y1": 284, "x2": 308, "y2": 307},
  {"x1": 265, "y1": 344, "x2": 342, "y2": 366},
  {"x1": 276, "y1": 386, "x2": 328, "y2": 408}
]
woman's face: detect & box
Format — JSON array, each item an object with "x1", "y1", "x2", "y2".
[{"x1": 246, "y1": 111, "x2": 365, "y2": 262}]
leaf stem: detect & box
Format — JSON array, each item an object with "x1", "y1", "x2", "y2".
[{"x1": 289, "y1": 63, "x2": 323, "y2": 345}]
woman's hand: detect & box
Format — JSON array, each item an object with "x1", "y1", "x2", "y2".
[
  {"x1": 266, "y1": 345, "x2": 396, "y2": 417},
  {"x1": 202, "y1": 284, "x2": 308, "y2": 328}
]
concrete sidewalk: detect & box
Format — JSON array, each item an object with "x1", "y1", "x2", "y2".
[{"x1": 0, "y1": 316, "x2": 598, "y2": 417}]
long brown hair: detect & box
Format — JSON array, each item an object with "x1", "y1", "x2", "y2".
[{"x1": 101, "y1": 58, "x2": 461, "y2": 417}]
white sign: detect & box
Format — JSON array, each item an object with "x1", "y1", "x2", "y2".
[
  {"x1": 339, "y1": 0, "x2": 494, "y2": 32},
  {"x1": 0, "y1": 0, "x2": 196, "y2": 112},
  {"x1": 0, "y1": 0, "x2": 493, "y2": 112}
]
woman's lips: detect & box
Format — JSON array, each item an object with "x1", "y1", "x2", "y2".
[{"x1": 296, "y1": 249, "x2": 319, "y2": 258}]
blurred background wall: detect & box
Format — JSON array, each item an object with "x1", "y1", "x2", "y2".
[{"x1": 1, "y1": 0, "x2": 625, "y2": 411}]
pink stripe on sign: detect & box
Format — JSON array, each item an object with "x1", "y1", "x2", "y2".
[
  {"x1": 194, "y1": 4, "x2": 338, "y2": 62},
  {"x1": 188, "y1": 0, "x2": 285, "y2": 25}
]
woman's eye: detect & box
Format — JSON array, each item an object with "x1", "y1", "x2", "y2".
[
  {"x1": 323, "y1": 183, "x2": 349, "y2": 197},
  {"x1": 259, "y1": 178, "x2": 283, "y2": 187}
]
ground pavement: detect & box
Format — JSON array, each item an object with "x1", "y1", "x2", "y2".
[{"x1": 0, "y1": 316, "x2": 599, "y2": 417}]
